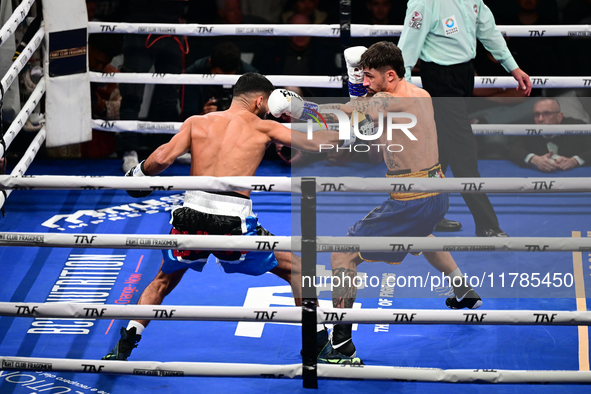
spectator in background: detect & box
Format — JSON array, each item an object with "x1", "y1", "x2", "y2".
[
  {"x1": 210, "y1": 0, "x2": 268, "y2": 62},
  {"x1": 281, "y1": 0, "x2": 328, "y2": 24},
  {"x1": 241, "y1": 0, "x2": 288, "y2": 23},
  {"x1": 88, "y1": 34, "x2": 122, "y2": 121},
  {"x1": 183, "y1": 42, "x2": 258, "y2": 119},
  {"x1": 508, "y1": 98, "x2": 590, "y2": 171},
  {"x1": 253, "y1": 13, "x2": 339, "y2": 97},
  {"x1": 116, "y1": 0, "x2": 188, "y2": 172},
  {"x1": 351, "y1": 0, "x2": 407, "y2": 48}
]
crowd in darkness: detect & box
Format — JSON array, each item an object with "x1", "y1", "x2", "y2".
[{"x1": 85, "y1": 0, "x2": 591, "y2": 166}]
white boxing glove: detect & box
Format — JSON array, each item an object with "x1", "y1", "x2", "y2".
[
  {"x1": 268, "y1": 88, "x2": 319, "y2": 120},
  {"x1": 344, "y1": 46, "x2": 367, "y2": 84},
  {"x1": 268, "y1": 89, "x2": 304, "y2": 118},
  {"x1": 344, "y1": 46, "x2": 368, "y2": 98}
]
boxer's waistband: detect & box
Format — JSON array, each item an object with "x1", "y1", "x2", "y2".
[{"x1": 387, "y1": 164, "x2": 443, "y2": 201}]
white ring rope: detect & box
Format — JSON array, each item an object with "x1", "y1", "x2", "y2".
[
  {"x1": 471, "y1": 124, "x2": 591, "y2": 136},
  {"x1": 0, "y1": 175, "x2": 589, "y2": 193},
  {"x1": 0, "y1": 25, "x2": 44, "y2": 101},
  {"x1": 319, "y1": 365, "x2": 591, "y2": 384},
  {"x1": 1, "y1": 303, "x2": 590, "y2": 325},
  {"x1": 0, "y1": 78, "x2": 45, "y2": 158},
  {"x1": 88, "y1": 21, "x2": 591, "y2": 38},
  {"x1": 89, "y1": 71, "x2": 342, "y2": 89},
  {"x1": 89, "y1": 72, "x2": 591, "y2": 89},
  {"x1": 91, "y1": 119, "x2": 591, "y2": 136},
  {"x1": 1, "y1": 356, "x2": 591, "y2": 383},
  {"x1": 0, "y1": 174, "x2": 293, "y2": 192},
  {"x1": 0, "y1": 127, "x2": 45, "y2": 210},
  {"x1": 1, "y1": 232, "x2": 591, "y2": 253},
  {"x1": 93, "y1": 119, "x2": 180, "y2": 134},
  {"x1": 0, "y1": 303, "x2": 301, "y2": 322},
  {"x1": 0, "y1": 232, "x2": 292, "y2": 251},
  {"x1": 0, "y1": 356, "x2": 302, "y2": 378},
  {"x1": 0, "y1": 0, "x2": 35, "y2": 49}
]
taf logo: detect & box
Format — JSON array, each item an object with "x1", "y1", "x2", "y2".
[{"x1": 445, "y1": 18, "x2": 455, "y2": 28}]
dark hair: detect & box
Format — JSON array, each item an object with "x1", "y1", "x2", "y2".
[
  {"x1": 359, "y1": 41, "x2": 405, "y2": 79},
  {"x1": 210, "y1": 41, "x2": 242, "y2": 73},
  {"x1": 233, "y1": 72, "x2": 275, "y2": 97}
]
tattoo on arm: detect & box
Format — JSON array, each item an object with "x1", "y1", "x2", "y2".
[
  {"x1": 320, "y1": 112, "x2": 340, "y2": 123},
  {"x1": 332, "y1": 267, "x2": 357, "y2": 309},
  {"x1": 385, "y1": 153, "x2": 401, "y2": 170}
]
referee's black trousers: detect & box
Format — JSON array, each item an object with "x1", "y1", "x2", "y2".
[{"x1": 420, "y1": 60, "x2": 499, "y2": 230}]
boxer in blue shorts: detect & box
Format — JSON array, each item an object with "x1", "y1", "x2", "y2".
[
  {"x1": 160, "y1": 191, "x2": 278, "y2": 276},
  {"x1": 102, "y1": 72, "x2": 355, "y2": 363},
  {"x1": 348, "y1": 164, "x2": 448, "y2": 264},
  {"x1": 276, "y1": 42, "x2": 483, "y2": 363}
]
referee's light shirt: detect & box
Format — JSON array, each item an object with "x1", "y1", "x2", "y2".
[{"x1": 398, "y1": 0, "x2": 519, "y2": 82}]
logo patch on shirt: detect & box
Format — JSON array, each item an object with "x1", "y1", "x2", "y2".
[
  {"x1": 442, "y1": 15, "x2": 459, "y2": 36},
  {"x1": 409, "y1": 11, "x2": 422, "y2": 29},
  {"x1": 474, "y1": 4, "x2": 478, "y2": 13}
]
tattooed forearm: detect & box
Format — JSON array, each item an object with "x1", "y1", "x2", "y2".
[
  {"x1": 320, "y1": 112, "x2": 340, "y2": 123},
  {"x1": 332, "y1": 267, "x2": 357, "y2": 309},
  {"x1": 320, "y1": 103, "x2": 342, "y2": 110},
  {"x1": 385, "y1": 153, "x2": 401, "y2": 170}
]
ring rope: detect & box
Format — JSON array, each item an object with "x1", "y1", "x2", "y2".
[
  {"x1": 0, "y1": 0, "x2": 36, "y2": 50},
  {"x1": 0, "y1": 232, "x2": 292, "y2": 251},
  {"x1": 91, "y1": 119, "x2": 591, "y2": 136},
  {"x1": 319, "y1": 365, "x2": 591, "y2": 384},
  {"x1": 1, "y1": 232, "x2": 590, "y2": 252},
  {"x1": 2, "y1": 356, "x2": 591, "y2": 383},
  {"x1": 89, "y1": 71, "x2": 342, "y2": 89},
  {"x1": 1, "y1": 303, "x2": 590, "y2": 325},
  {"x1": 0, "y1": 78, "x2": 45, "y2": 158},
  {"x1": 87, "y1": 21, "x2": 591, "y2": 38},
  {"x1": 0, "y1": 25, "x2": 44, "y2": 102},
  {"x1": 0, "y1": 356, "x2": 302, "y2": 378},
  {"x1": 89, "y1": 72, "x2": 591, "y2": 89},
  {"x1": 0, "y1": 127, "x2": 45, "y2": 210},
  {"x1": 0, "y1": 175, "x2": 589, "y2": 193}
]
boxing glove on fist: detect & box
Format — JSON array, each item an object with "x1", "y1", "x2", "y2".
[
  {"x1": 344, "y1": 46, "x2": 368, "y2": 98},
  {"x1": 268, "y1": 89, "x2": 319, "y2": 120},
  {"x1": 125, "y1": 160, "x2": 153, "y2": 198},
  {"x1": 268, "y1": 89, "x2": 305, "y2": 118}
]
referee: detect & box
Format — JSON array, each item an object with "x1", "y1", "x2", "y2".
[{"x1": 398, "y1": 0, "x2": 532, "y2": 237}]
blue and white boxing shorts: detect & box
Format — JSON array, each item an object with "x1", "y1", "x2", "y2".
[
  {"x1": 347, "y1": 164, "x2": 448, "y2": 264},
  {"x1": 161, "y1": 190, "x2": 278, "y2": 275}
]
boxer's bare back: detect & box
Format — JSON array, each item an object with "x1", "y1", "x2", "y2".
[{"x1": 141, "y1": 98, "x2": 338, "y2": 197}]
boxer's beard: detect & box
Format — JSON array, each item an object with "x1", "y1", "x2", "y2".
[{"x1": 256, "y1": 106, "x2": 267, "y2": 119}]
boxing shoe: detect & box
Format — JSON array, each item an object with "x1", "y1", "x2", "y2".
[
  {"x1": 475, "y1": 227, "x2": 508, "y2": 237},
  {"x1": 446, "y1": 289, "x2": 483, "y2": 310},
  {"x1": 434, "y1": 217, "x2": 462, "y2": 232},
  {"x1": 102, "y1": 327, "x2": 141, "y2": 361},
  {"x1": 316, "y1": 329, "x2": 363, "y2": 365}
]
